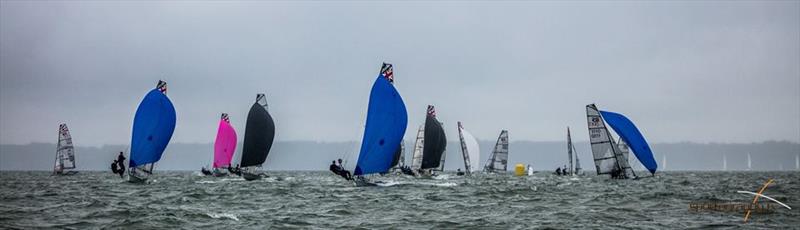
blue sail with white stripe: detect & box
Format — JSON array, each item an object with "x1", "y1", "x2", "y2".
[
  {"x1": 600, "y1": 110, "x2": 657, "y2": 174},
  {"x1": 129, "y1": 87, "x2": 177, "y2": 168},
  {"x1": 353, "y1": 75, "x2": 408, "y2": 176}
]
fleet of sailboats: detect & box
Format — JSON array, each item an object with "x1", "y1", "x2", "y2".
[
  {"x1": 53, "y1": 123, "x2": 78, "y2": 175},
  {"x1": 44, "y1": 66, "x2": 778, "y2": 182},
  {"x1": 127, "y1": 80, "x2": 177, "y2": 183}
]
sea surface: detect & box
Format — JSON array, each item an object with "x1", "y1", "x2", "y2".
[{"x1": 0, "y1": 171, "x2": 797, "y2": 229}]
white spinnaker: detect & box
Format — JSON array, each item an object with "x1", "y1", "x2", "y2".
[
  {"x1": 586, "y1": 105, "x2": 620, "y2": 175},
  {"x1": 461, "y1": 128, "x2": 480, "y2": 172},
  {"x1": 56, "y1": 123, "x2": 76, "y2": 170},
  {"x1": 410, "y1": 125, "x2": 425, "y2": 170}
]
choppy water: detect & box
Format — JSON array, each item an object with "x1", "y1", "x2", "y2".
[{"x1": 0, "y1": 171, "x2": 797, "y2": 229}]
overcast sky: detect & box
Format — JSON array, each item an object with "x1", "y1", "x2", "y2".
[{"x1": 1, "y1": 1, "x2": 798, "y2": 147}]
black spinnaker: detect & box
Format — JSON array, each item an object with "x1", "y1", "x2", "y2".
[
  {"x1": 420, "y1": 105, "x2": 446, "y2": 170},
  {"x1": 240, "y1": 94, "x2": 275, "y2": 180}
]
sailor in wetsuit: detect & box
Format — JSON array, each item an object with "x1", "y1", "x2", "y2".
[
  {"x1": 116, "y1": 152, "x2": 126, "y2": 177},
  {"x1": 555, "y1": 167, "x2": 562, "y2": 176}
]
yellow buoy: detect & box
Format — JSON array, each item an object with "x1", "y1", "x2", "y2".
[{"x1": 514, "y1": 164, "x2": 525, "y2": 176}]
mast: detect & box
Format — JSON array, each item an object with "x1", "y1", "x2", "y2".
[
  {"x1": 567, "y1": 127, "x2": 573, "y2": 176},
  {"x1": 458, "y1": 122, "x2": 472, "y2": 173}
]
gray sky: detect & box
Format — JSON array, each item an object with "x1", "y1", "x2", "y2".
[{"x1": 1, "y1": 1, "x2": 798, "y2": 147}]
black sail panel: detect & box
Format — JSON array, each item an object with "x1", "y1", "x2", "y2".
[
  {"x1": 240, "y1": 102, "x2": 275, "y2": 167},
  {"x1": 389, "y1": 143, "x2": 402, "y2": 168},
  {"x1": 421, "y1": 116, "x2": 446, "y2": 169}
]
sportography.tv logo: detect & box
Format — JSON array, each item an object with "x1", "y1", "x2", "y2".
[{"x1": 688, "y1": 179, "x2": 792, "y2": 223}]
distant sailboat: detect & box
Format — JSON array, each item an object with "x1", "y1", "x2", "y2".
[
  {"x1": 723, "y1": 153, "x2": 727, "y2": 171},
  {"x1": 417, "y1": 105, "x2": 447, "y2": 177},
  {"x1": 457, "y1": 122, "x2": 480, "y2": 175},
  {"x1": 662, "y1": 154, "x2": 666, "y2": 172},
  {"x1": 747, "y1": 153, "x2": 752, "y2": 171},
  {"x1": 565, "y1": 127, "x2": 582, "y2": 176},
  {"x1": 484, "y1": 130, "x2": 509, "y2": 173},
  {"x1": 53, "y1": 123, "x2": 78, "y2": 175},
  {"x1": 796, "y1": 153, "x2": 799, "y2": 170},
  {"x1": 128, "y1": 80, "x2": 177, "y2": 183},
  {"x1": 212, "y1": 113, "x2": 237, "y2": 177},
  {"x1": 351, "y1": 62, "x2": 408, "y2": 186},
  {"x1": 585, "y1": 104, "x2": 657, "y2": 179},
  {"x1": 240, "y1": 94, "x2": 276, "y2": 181}
]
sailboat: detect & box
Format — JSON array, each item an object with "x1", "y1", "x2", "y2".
[
  {"x1": 747, "y1": 153, "x2": 752, "y2": 171},
  {"x1": 457, "y1": 122, "x2": 480, "y2": 175},
  {"x1": 585, "y1": 104, "x2": 657, "y2": 179},
  {"x1": 350, "y1": 62, "x2": 408, "y2": 186},
  {"x1": 53, "y1": 123, "x2": 78, "y2": 175},
  {"x1": 239, "y1": 94, "x2": 276, "y2": 181},
  {"x1": 128, "y1": 80, "x2": 177, "y2": 183},
  {"x1": 411, "y1": 105, "x2": 447, "y2": 178},
  {"x1": 211, "y1": 113, "x2": 237, "y2": 177},
  {"x1": 723, "y1": 153, "x2": 727, "y2": 171},
  {"x1": 565, "y1": 127, "x2": 582, "y2": 176},
  {"x1": 483, "y1": 130, "x2": 509, "y2": 173},
  {"x1": 795, "y1": 153, "x2": 799, "y2": 171}
]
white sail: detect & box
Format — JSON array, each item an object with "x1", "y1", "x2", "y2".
[
  {"x1": 662, "y1": 154, "x2": 667, "y2": 171},
  {"x1": 722, "y1": 153, "x2": 727, "y2": 171},
  {"x1": 586, "y1": 104, "x2": 632, "y2": 177},
  {"x1": 617, "y1": 138, "x2": 635, "y2": 176},
  {"x1": 54, "y1": 123, "x2": 76, "y2": 173},
  {"x1": 457, "y1": 122, "x2": 480, "y2": 173},
  {"x1": 484, "y1": 130, "x2": 509, "y2": 172},
  {"x1": 437, "y1": 121, "x2": 446, "y2": 172},
  {"x1": 747, "y1": 153, "x2": 752, "y2": 171},
  {"x1": 796, "y1": 154, "x2": 799, "y2": 170},
  {"x1": 410, "y1": 125, "x2": 425, "y2": 170},
  {"x1": 567, "y1": 127, "x2": 574, "y2": 175}
]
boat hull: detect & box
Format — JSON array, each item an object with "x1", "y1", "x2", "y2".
[
  {"x1": 53, "y1": 171, "x2": 79, "y2": 176},
  {"x1": 127, "y1": 174, "x2": 148, "y2": 184},
  {"x1": 242, "y1": 172, "x2": 262, "y2": 181}
]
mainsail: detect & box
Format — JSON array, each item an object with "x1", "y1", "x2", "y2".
[
  {"x1": 586, "y1": 104, "x2": 631, "y2": 178},
  {"x1": 353, "y1": 63, "x2": 408, "y2": 176},
  {"x1": 128, "y1": 81, "x2": 177, "y2": 174},
  {"x1": 213, "y1": 113, "x2": 237, "y2": 169},
  {"x1": 410, "y1": 125, "x2": 425, "y2": 170},
  {"x1": 54, "y1": 123, "x2": 76, "y2": 173},
  {"x1": 484, "y1": 130, "x2": 509, "y2": 172},
  {"x1": 420, "y1": 105, "x2": 447, "y2": 171},
  {"x1": 457, "y1": 122, "x2": 480, "y2": 173},
  {"x1": 616, "y1": 138, "x2": 635, "y2": 176},
  {"x1": 567, "y1": 127, "x2": 573, "y2": 175},
  {"x1": 600, "y1": 109, "x2": 657, "y2": 175},
  {"x1": 240, "y1": 94, "x2": 276, "y2": 168}
]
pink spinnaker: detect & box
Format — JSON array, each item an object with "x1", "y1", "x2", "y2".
[{"x1": 213, "y1": 119, "x2": 237, "y2": 168}]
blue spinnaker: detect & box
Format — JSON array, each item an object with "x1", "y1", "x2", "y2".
[
  {"x1": 600, "y1": 110, "x2": 657, "y2": 174},
  {"x1": 353, "y1": 75, "x2": 408, "y2": 176},
  {"x1": 129, "y1": 89, "x2": 177, "y2": 168}
]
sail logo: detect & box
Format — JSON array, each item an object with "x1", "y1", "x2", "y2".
[{"x1": 688, "y1": 179, "x2": 791, "y2": 223}]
